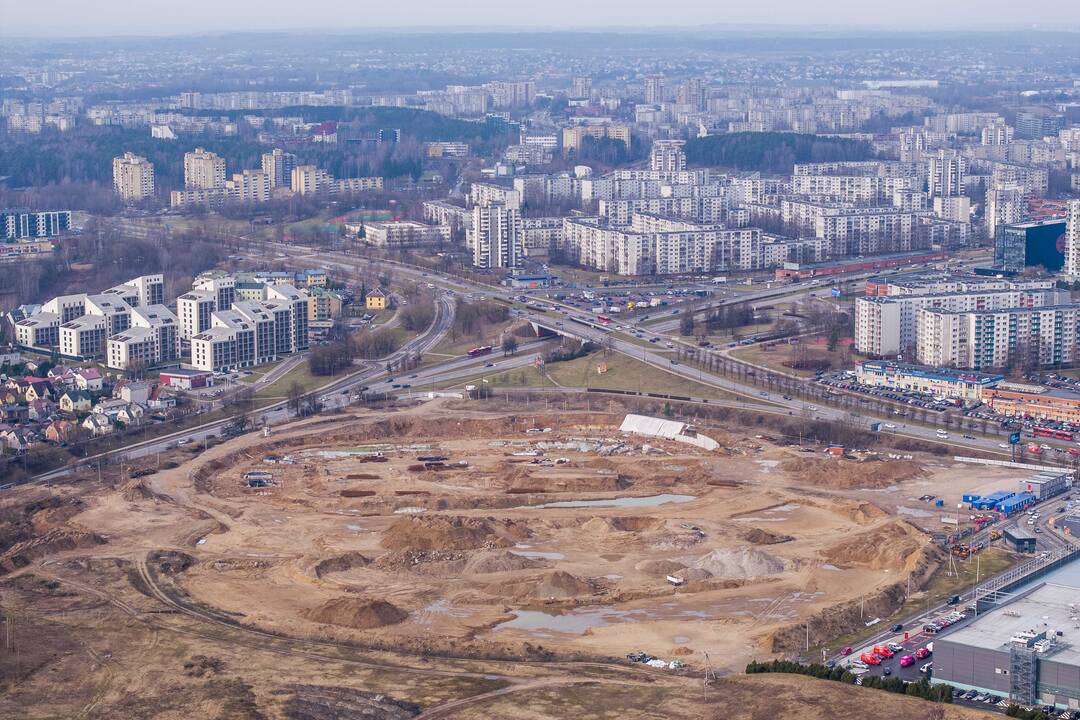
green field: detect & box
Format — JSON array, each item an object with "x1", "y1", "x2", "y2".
[{"x1": 443, "y1": 350, "x2": 739, "y2": 401}]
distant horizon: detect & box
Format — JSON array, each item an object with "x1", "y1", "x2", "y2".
[{"x1": 5, "y1": 0, "x2": 1080, "y2": 41}]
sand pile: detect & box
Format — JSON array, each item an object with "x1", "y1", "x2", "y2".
[
  {"x1": 463, "y1": 550, "x2": 545, "y2": 574},
  {"x1": 531, "y1": 570, "x2": 593, "y2": 599},
  {"x1": 304, "y1": 598, "x2": 408, "y2": 629},
  {"x1": 635, "y1": 559, "x2": 687, "y2": 577},
  {"x1": 0, "y1": 529, "x2": 104, "y2": 574},
  {"x1": 823, "y1": 520, "x2": 927, "y2": 572},
  {"x1": 381, "y1": 516, "x2": 507, "y2": 552},
  {"x1": 839, "y1": 501, "x2": 890, "y2": 525},
  {"x1": 121, "y1": 477, "x2": 166, "y2": 502},
  {"x1": 780, "y1": 456, "x2": 923, "y2": 490},
  {"x1": 741, "y1": 528, "x2": 794, "y2": 545},
  {"x1": 690, "y1": 547, "x2": 787, "y2": 579},
  {"x1": 314, "y1": 552, "x2": 371, "y2": 578},
  {"x1": 673, "y1": 567, "x2": 713, "y2": 582},
  {"x1": 507, "y1": 473, "x2": 626, "y2": 494}
]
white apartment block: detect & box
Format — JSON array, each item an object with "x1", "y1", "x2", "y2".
[
  {"x1": 927, "y1": 150, "x2": 967, "y2": 198},
  {"x1": 176, "y1": 289, "x2": 217, "y2": 340},
  {"x1": 190, "y1": 289, "x2": 308, "y2": 372},
  {"x1": 113, "y1": 152, "x2": 155, "y2": 202},
  {"x1": 789, "y1": 174, "x2": 917, "y2": 205},
  {"x1": 521, "y1": 217, "x2": 564, "y2": 252},
  {"x1": 422, "y1": 201, "x2": 472, "y2": 235},
  {"x1": 59, "y1": 314, "x2": 108, "y2": 359},
  {"x1": 471, "y1": 204, "x2": 523, "y2": 269},
  {"x1": 1066, "y1": 200, "x2": 1080, "y2": 278},
  {"x1": 183, "y1": 147, "x2": 226, "y2": 189},
  {"x1": 917, "y1": 305, "x2": 1080, "y2": 370},
  {"x1": 561, "y1": 213, "x2": 762, "y2": 276},
  {"x1": 468, "y1": 182, "x2": 521, "y2": 210},
  {"x1": 14, "y1": 312, "x2": 61, "y2": 351},
  {"x1": 854, "y1": 287, "x2": 1065, "y2": 358},
  {"x1": 261, "y1": 148, "x2": 297, "y2": 188},
  {"x1": 106, "y1": 305, "x2": 179, "y2": 371},
  {"x1": 289, "y1": 165, "x2": 382, "y2": 196},
  {"x1": 778, "y1": 199, "x2": 924, "y2": 257},
  {"x1": 982, "y1": 120, "x2": 1014, "y2": 146},
  {"x1": 649, "y1": 140, "x2": 687, "y2": 172}
]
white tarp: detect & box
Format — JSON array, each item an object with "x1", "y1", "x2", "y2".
[{"x1": 619, "y1": 414, "x2": 719, "y2": 451}]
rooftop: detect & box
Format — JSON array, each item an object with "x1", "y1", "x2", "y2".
[{"x1": 944, "y1": 583, "x2": 1080, "y2": 665}]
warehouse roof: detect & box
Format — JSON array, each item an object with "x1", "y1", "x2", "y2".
[{"x1": 944, "y1": 583, "x2": 1080, "y2": 665}]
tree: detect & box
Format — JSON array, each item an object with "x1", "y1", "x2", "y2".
[
  {"x1": 286, "y1": 381, "x2": 305, "y2": 414},
  {"x1": 501, "y1": 336, "x2": 519, "y2": 356},
  {"x1": 827, "y1": 326, "x2": 841, "y2": 352},
  {"x1": 679, "y1": 307, "x2": 695, "y2": 336}
]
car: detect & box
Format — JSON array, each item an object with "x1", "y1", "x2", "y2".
[
  {"x1": 485, "y1": 362, "x2": 495, "y2": 367},
  {"x1": 889, "y1": 623, "x2": 903, "y2": 633},
  {"x1": 899, "y1": 655, "x2": 915, "y2": 667},
  {"x1": 915, "y1": 647, "x2": 931, "y2": 659},
  {"x1": 920, "y1": 662, "x2": 933, "y2": 674},
  {"x1": 670, "y1": 359, "x2": 679, "y2": 365},
  {"x1": 177, "y1": 439, "x2": 191, "y2": 446},
  {"x1": 873, "y1": 645, "x2": 894, "y2": 658},
  {"x1": 841, "y1": 646, "x2": 854, "y2": 656},
  {"x1": 999, "y1": 443, "x2": 1010, "y2": 448},
  {"x1": 887, "y1": 642, "x2": 904, "y2": 653},
  {"x1": 1036, "y1": 527, "x2": 1043, "y2": 533},
  {"x1": 782, "y1": 395, "x2": 793, "y2": 400},
  {"x1": 882, "y1": 667, "x2": 892, "y2": 676},
  {"x1": 946, "y1": 595, "x2": 961, "y2": 605},
  {"x1": 963, "y1": 434, "x2": 975, "y2": 440}
]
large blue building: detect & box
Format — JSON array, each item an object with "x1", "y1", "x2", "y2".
[{"x1": 994, "y1": 218, "x2": 1067, "y2": 274}]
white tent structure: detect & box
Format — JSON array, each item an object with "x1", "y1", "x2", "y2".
[{"x1": 618, "y1": 414, "x2": 719, "y2": 451}]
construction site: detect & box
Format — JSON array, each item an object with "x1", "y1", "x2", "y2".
[{"x1": 0, "y1": 395, "x2": 1015, "y2": 719}]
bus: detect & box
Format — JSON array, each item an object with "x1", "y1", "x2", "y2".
[
  {"x1": 467, "y1": 346, "x2": 493, "y2": 357},
  {"x1": 596, "y1": 315, "x2": 612, "y2": 326},
  {"x1": 1034, "y1": 427, "x2": 1073, "y2": 441}
]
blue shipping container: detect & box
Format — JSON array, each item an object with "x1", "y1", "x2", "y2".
[
  {"x1": 997, "y1": 492, "x2": 1036, "y2": 514},
  {"x1": 962, "y1": 494, "x2": 981, "y2": 503},
  {"x1": 935, "y1": 499, "x2": 945, "y2": 507}
]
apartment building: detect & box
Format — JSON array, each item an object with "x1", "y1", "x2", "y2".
[
  {"x1": 561, "y1": 124, "x2": 631, "y2": 154},
  {"x1": 1065, "y1": 200, "x2": 1080, "y2": 278},
  {"x1": 112, "y1": 152, "x2": 155, "y2": 202},
  {"x1": 422, "y1": 201, "x2": 472, "y2": 236},
  {"x1": 917, "y1": 304, "x2": 1080, "y2": 370},
  {"x1": 471, "y1": 203, "x2": 523, "y2": 269},
  {"x1": 261, "y1": 148, "x2": 297, "y2": 188},
  {"x1": 927, "y1": 149, "x2": 967, "y2": 198},
  {"x1": 183, "y1": 147, "x2": 226, "y2": 189},
  {"x1": 778, "y1": 199, "x2": 924, "y2": 257},
  {"x1": 176, "y1": 289, "x2": 217, "y2": 340},
  {"x1": 649, "y1": 140, "x2": 687, "y2": 172},
  {"x1": 290, "y1": 165, "x2": 382, "y2": 196},
  {"x1": 854, "y1": 287, "x2": 1065, "y2": 357},
  {"x1": 0, "y1": 209, "x2": 71, "y2": 240},
  {"x1": 170, "y1": 170, "x2": 272, "y2": 207},
  {"x1": 561, "y1": 214, "x2": 762, "y2": 276},
  {"x1": 106, "y1": 305, "x2": 179, "y2": 371},
  {"x1": 190, "y1": 290, "x2": 308, "y2": 372},
  {"x1": 59, "y1": 315, "x2": 108, "y2": 359},
  {"x1": 14, "y1": 312, "x2": 61, "y2": 351}
]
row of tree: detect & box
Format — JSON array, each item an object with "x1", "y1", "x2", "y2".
[{"x1": 745, "y1": 659, "x2": 953, "y2": 703}]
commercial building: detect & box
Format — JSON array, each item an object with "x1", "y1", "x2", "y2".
[
  {"x1": 854, "y1": 360, "x2": 1002, "y2": 401},
  {"x1": 985, "y1": 382, "x2": 1080, "y2": 424},
  {"x1": 1019, "y1": 471, "x2": 1071, "y2": 502},
  {"x1": 183, "y1": 147, "x2": 226, "y2": 189},
  {"x1": 932, "y1": 581, "x2": 1080, "y2": 709},
  {"x1": 112, "y1": 152, "x2": 155, "y2": 202},
  {"x1": 1, "y1": 209, "x2": 71, "y2": 240},
  {"x1": 361, "y1": 221, "x2": 451, "y2": 248},
  {"x1": 997, "y1": 218, "x2": 1068, "y2": 275}
]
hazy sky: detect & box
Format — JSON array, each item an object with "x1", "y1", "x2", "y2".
[{"x1": 6, "y1": 0, "x2": 1080, "y2": 37}]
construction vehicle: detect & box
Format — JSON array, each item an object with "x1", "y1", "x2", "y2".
[{"x1": 989, "y1": 529, "x2": 1002, "y2": 541}]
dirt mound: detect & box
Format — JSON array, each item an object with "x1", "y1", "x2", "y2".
[
  {"x1": 381, "y1": 516, "x2": 507, "y2": 552},
  {"x1": 635, "y1": 559, "x2": 687, "y2": 576},
  {"x1": 780, "y1": 456, "x2": 923, "y2": 489},
  {"x1": 741, "y1": 528, "x2": 794, "y2": 545},
  {"x1": 691, "y1": 547, "x2": 787, "y2": 579},
  {"x1": 304, "y1": 598, "x2": 408, "y2": 629},
  {"x1": 671, "y1": 646, "x2": 693, "y2": 657},
  {"x1": 507, "y1": 473, "x2": 626, "y2": 494},
  {"x1": 838, "y1": 501, "x2": 890, "y2": 525},
  {"x1": 463, "y1": 550, "x2": 546, "y2": 574},
  {"x1": 283, "y1": 685, "x2": 421, "y2": 720},
  {"x1": 314, "y1": 552, "x2": 371, "y2": 578},
  {"x1": 673, "y1": 567, "x2": 714, "y2": 582},
  {"x1": 531, "y1": 570, "x2": 593, "y2": 599},
  {"x1": 611, "y1": 516, "x2": 665, "y2": 532},
  {"x1": 0, "y1": 529, "x2": 104, "y2": 574},
  {"x1": 121, "y1": 477, "x2": 166, "y2": 502},
  {"x1": 823, "y1": 520, "x2": 928, "y2": 572}
]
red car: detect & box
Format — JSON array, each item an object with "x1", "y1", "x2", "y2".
[
  {"x1": 873, "y1": 645, "x2": 895, "y2": 658},
  {"x1": 915, "y1": 647, "x2": 932, "y2": 659},
  {"x1": 860, "y1": 652, "x2": 881, "y2": 666},
  {"x1": 841, "y1": 646, "x2": 854, "y2": 656},
  {"x1": 899, "y1": 655, "x2": 915, "y2": 667}
]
